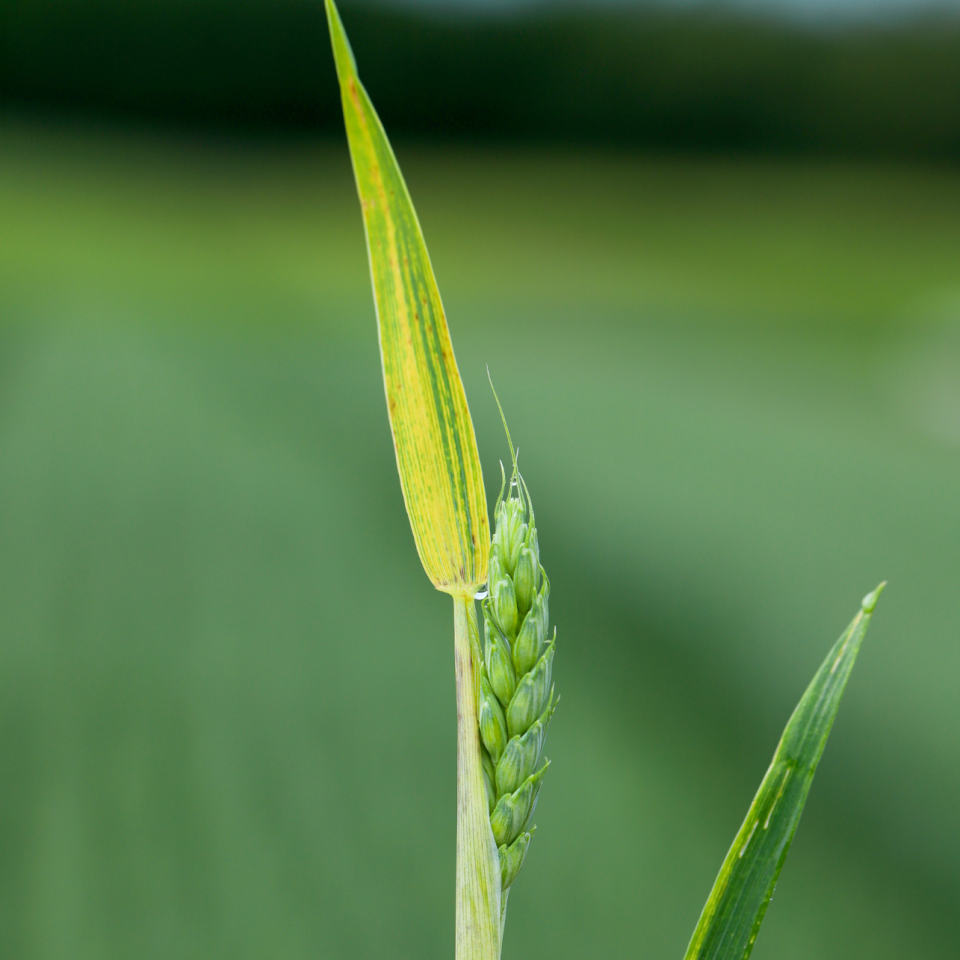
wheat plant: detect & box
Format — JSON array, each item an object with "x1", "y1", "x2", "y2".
[{"x1": 322, "y1": 4, "x2": 884, "y2": 958}]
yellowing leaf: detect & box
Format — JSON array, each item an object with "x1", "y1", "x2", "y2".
[{"x1": 324, "y1": 0, "x2": 488, "y2": 597}]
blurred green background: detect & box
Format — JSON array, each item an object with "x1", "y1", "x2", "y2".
[{"x1": 2, "y1": 1, "x2": 960, "y2": 958}]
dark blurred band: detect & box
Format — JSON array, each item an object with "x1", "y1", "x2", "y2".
[{"x1": 3, "y1": 0, "x2": 960, "y2": 158}]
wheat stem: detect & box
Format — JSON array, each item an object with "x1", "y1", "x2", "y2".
[{"x1": 454, "y1": 595, "x2": 503, "y2": 960}]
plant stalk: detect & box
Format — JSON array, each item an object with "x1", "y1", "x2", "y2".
[{"x1": 454, "y1": 595, "x2": 502, "y2": 960}]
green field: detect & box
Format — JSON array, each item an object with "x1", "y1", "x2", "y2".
[{"x1": 1, "y1": 119, "x2": 959, "y2": 959}]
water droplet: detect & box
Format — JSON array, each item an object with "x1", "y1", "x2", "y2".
[{"x1": 475, "y1": 587, "x2": 490, "y2": 600}]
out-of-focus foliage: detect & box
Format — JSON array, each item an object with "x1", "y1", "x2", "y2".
[
  {"x1": 1, "y1": 121, "x2": 959, "y2": 960},
  {"x1": 3, "y1": 0, "x2": 960, "y2": 158}
]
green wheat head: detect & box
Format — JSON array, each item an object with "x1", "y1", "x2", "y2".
[{"x1": 478, "y1": 431, "x2": 555, "y2": 896}]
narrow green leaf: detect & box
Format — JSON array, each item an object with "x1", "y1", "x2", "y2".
[
  {"x1": 324, "y1": 0, "x2": 488, "y2": 597},
  {"x1": 683, "y1": 582, "x2": 886, "y2": 960}
]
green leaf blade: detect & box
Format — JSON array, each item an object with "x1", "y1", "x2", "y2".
[
  {"x1": 324, "y1": 0, "x2": 489, "y2": 597},
  {"x1": 684, "y1": 583, "x2": 886, "y2": 960}
]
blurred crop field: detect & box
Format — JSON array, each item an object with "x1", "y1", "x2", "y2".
[{"x1": 1, "y1": 117, "x2": 959, "y2": 959}]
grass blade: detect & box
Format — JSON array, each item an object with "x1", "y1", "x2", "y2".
[
  {"x1": 324, "y1": 0, "x2": 488, "y2": 597},
  {"x1": 683, "y1": 582, "x2": 886, "y2": 960}
]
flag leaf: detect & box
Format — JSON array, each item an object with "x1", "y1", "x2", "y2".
[{"x1": 324, "y1": 0, "x2": 489, "y2": 596}]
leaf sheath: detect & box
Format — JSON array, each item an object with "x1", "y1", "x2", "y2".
[{"x1": 455, "y1": 596, "x2": 503, "y2": 960}]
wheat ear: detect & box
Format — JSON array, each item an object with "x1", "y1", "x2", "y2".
[{"x1": 477, "y1": 390, "x2": 557, "y2": 928}]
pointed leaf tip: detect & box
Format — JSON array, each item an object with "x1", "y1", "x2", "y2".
[
  {"x1": 324, "y1": 0, "x2": 488, "y2": 596},
  {"x1": 862, "y1": 581, "x2": 886, "y2": 613},
  {"x1": 324, "y1": 0, "x2": 357, "y2": 82}
]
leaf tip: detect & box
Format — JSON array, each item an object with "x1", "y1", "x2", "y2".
[
  {"x1": 861, "y1": 581, "x2": 887, "y2": 614},
  {"x1": 323, "y1": 0, "x2": 358, "y2": 83}
]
